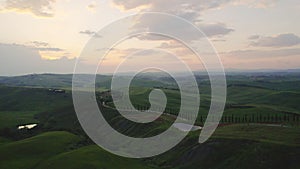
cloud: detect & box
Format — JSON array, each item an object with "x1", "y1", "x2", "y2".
[
  {"x1": 79, "y1": 30, "x2": 102, "y2": 38},
  {"x1": 27, "y1": 41, "x2": 64, "y2": 52},
  {"x1": 104, "y1": 48, "x2": 142, "y2": 58},
  {"x1": 79, "y1": 30, "x2": 95, "y2": 35},
  {"x1": 212, "y1": 39, "x2": 226, "y2": 42},
  {"x1": 248, "y1": 35, "x2": 260, "y2": 40},
  {"x1": 110, "y1": 0, "x2": 278, "y2": 41},
  {"x1": 112, "y1": 0, "x2": 148, "y2": 10},
  {"x1": 111, "y1": 0, "x2": 278, "y2": 13},
  {"x1": 36, "y1": 47, "x2": 64, "y2": 52},
  {"x1": 88, "y1": 4, "x2": 96, "y2": 9},
  {"x1": 251, "y1": 33, "x2": 300, "y2": 47},
  {"x1": 111, "y1": 0, "x2": 235, "y2": 25},
  {"x1": 30, "y1": 41, "x2": 49, "y2": 47},
  {"x1": 198, "y1": 23, "x2": 234, "y2": 37},
  {"x1": 222, "y1": 46, "x2": 300, "y2": 69},
  {"x1": 225, "y1": 48, "x2": 300, "y2": 58},
  {"x1": 158, "y1": 41, "x2": 183, "y2": 49},
  {"x1": 112, "y1": 0, "x2": 232, "y2": 14},
  {"x1": 131, "y1": 15, "x2": 233, "y2": 42},
  {"x1": 3, "y1": 0, "x2": 56, "y2": 17},
  {"x1": 87, "y1": 1, "x2": 97, "y2": 12},
  {"x1": 233, "y1": 0, "x2": 278, "y2": 8},
  {"x1": 110, "y1": 1, "x2": 235, "y2": 42},
  {"x1": 0, "y1": 43, "x2": 75, "y2": 75}
]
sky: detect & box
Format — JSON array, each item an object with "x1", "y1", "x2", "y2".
[{"x1": 0, "y1": 0, "x2": 299, "y2": 76}]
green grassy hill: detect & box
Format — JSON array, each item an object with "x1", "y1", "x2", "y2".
[
  {"x1": 148, "y1": 124, "x2": 300, "y2": 169},
  {"x1": 254, "y1": 91, "x2": 300, "y2": 113},
  {"x1": 36, "y1": 145, "x2": 155, "y2": 169},
  {"x1": 0, "y1": 74, "x2": 300, "y2": 169},
  {"x1": 0, "y1": 131, "x2": 155, "y2": 169},
  {"x1": 0, "y1": 85, "x2": 72, "y2": 112},
  {"x1": 0, "y1": 86, "x2": 72, "y2": 130},
  {"x1": 0, "y1": 131, "x2": 80, "y2": 169},
  {"x1": 0, "y1": 124, "x2": 299, "y2": 169}
]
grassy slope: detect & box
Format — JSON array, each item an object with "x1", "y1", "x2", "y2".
[
  {"x1": 36, "y1": 145, "x2": 155, "y2": 169},
  {"x1": 174, "y1": 139, "x2": 300, "y2": 169},
  {"x1": 0, "y1": 111, "x2": 39, "y2": 129},
  {"x1": 0, "y1": 130, "x2": 154, "y2": 169},
  {"x1": 149, "y1": 124, "x2": 300, "y2": 169},
  {"x1": 0, "y1": 131, "x2": 80, "y2": 169},
  {"x1": 1, "y1": 124, "x2": 299, "y2": 169},
  {"x1": 254, "y1": 91, "x2": 300, "y2": 113},
  {"x1": 0, "y1": 137, "x2": 11, "y2": 145},
  {"x1": 0, "y1": 86, "x2": 73, "y2": 129},
  {"x1": 127, "y1": 85, "x2": 300, "y2": 115},
  {"x1": 0, "y1": 85, "x2": 72, "y2": 112},
  {"x1": 212, "y1": 124, "x2": 300, "y2": 146}
]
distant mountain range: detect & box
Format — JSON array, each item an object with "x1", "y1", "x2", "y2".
[{"x1": 0, "y1": 69, "x2": 299, "y2": 89}]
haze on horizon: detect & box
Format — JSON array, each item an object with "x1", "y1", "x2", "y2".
[{"x1": 0, "y1": 0, "x2": 300, "y2": 76}]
